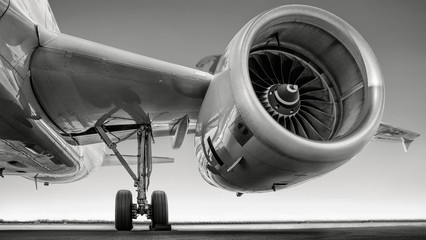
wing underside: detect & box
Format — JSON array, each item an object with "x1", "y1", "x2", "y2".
[{"x1": 30, "y1": 27, "x2": 213, "y2": 145}]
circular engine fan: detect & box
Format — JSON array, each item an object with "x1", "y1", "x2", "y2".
[{"x1": 249, "y1": 49, "x2": 338, "y2": 141}]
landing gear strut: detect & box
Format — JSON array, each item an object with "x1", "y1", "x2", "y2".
[{"x1": 95, "y1": 124, "x2": 171, "y2": 231}]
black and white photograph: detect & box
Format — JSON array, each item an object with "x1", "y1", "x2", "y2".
[{"x1": 0, "y1": 0, "x2": 425, "y2": 239}]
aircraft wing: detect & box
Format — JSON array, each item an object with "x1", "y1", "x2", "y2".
[
  {"x1": 373, "y1": 122, "x2": 421, "y2": 152},
  {"x1": 30, "y1": 27, "x2": 213, "y2": 146}
]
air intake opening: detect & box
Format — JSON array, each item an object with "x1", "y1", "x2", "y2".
[
  {"x1": 248, "y1": 19, "x2": 367, "y2": 141},
  {"x1": 249, "y1": 48, "x2": 338, "y2": 141}
]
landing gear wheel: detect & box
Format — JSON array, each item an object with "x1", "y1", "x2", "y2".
[
  {"x1": 115, "y1": 190, "x2": 133, "y2": 231},
  {"x1": 150, "y1": 190, "x2": 171, "y2": 230}
]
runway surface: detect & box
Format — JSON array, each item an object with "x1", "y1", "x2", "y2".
[{"x1": 1, "y1": 222, "x2": 426, "y2": 239}]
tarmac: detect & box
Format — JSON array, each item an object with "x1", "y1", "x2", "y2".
[{"x1": 1, "y1": 222, "x2": 426, "y2": 239}]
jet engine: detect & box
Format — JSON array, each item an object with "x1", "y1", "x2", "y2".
[{"x1": 195, "y1": 5, "x2": 384, "y2": 193}]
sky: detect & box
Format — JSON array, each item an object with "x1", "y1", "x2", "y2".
[{"x1": 1, "y1": 0, "x2": 426, "y2": 222}]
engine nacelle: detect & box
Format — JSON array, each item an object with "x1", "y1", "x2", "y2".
[{"x1": 195, "y1": 5, "x2": 384, "y2": 193}]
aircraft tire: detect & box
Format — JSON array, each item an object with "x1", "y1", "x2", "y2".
[
  {"x1": 115, "y1": 189, "x2": 133, "y2": 231},
  {"x1": 151, "y1": 190, "x2": 169, "y2": 228}
]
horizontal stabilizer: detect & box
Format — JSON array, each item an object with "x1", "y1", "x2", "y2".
[
  {"x1": 102, "y1": 154, "x2": 174, "y2": 166},
  {"x1": 373, "y1": 122, "x2": 421, "y2": 152}
]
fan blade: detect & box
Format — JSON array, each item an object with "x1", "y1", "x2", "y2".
[
  {"x1": 298, "y1": 76, "x2": 324, "y2": 94},
  {"x1": 279, "y1": 53, "x2": 292, "y2": 84},
  {"x1": 299, "y1": 109, "x2": 332, "y2": 139},
  {"x1": 249, "y1": 57, "x2": 273, "y2": 88},
  {"x1": 300, "y1": 105, "x2": 334, "y2": 128},
  {"x1": 265, "y1": 51, "x2": 282, "y2": 82},
  {"x1": 293, "y1": 116, "x2": 308, "y2": 139},
  {"x1": 286, "y1": 117, "x2": 296, "y2": 134},
  {"x1": 295, "y1": 113, "x2": 324, "y2": 140},
  {"x1": 289, "y1": 58, "x2": 304, "y2": 84},
  {"x1": 252, "y1": 53, "x2": 277, "y2": 84},
  {"x1": 301, "y1": 100, "x2": 334, "y2": 115},
  {"x1": 300, "y1": 89, "x2": 330, "y2": 102},
  {"x1": 278, "y1": 116, "x2": 286, "y2": 128},
  {"x1": 295, "y1": 65, "x2": 315, "y2": 85}
]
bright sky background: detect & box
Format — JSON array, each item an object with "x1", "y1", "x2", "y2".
[{"x1": 1, "y1": 0, "x2": 426, "y2": 222}]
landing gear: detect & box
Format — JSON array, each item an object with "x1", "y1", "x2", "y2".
[
  {"x1": 115, "y1": 190, "x2": 133, "y2": 231},
  {"x1": 95, "y1": 124, "x2": 171, "y2": 231}
]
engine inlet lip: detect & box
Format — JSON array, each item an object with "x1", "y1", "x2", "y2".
[{"x1": 230, "y1": 4, "x2": 384, "y2": 162}]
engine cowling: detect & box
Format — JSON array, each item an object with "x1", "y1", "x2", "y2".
[{"x1": 195, "y1": 5, "x2": 384, "y2": 193}]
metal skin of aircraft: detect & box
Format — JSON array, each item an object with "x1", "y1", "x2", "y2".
[{"x1": 0, "y1": 0, "x2": 420, "y2": 231}]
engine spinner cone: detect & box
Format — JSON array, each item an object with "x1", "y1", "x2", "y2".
[{"x1": 268, "y1": 84, "x2": 300, "y2": 116}]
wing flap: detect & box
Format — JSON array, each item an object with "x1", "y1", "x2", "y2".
[{"x1": 373, "y1": 122, "x2": 421, "y2": 152}]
